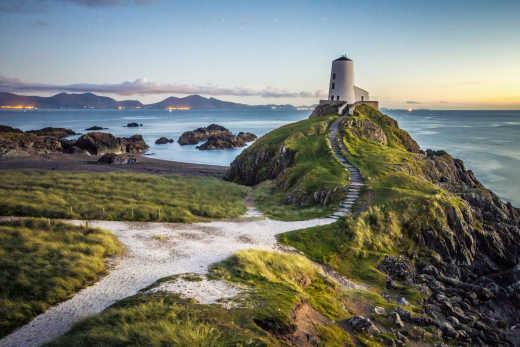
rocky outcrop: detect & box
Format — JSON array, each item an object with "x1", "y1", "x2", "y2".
[
  {"x1": 26, "y1": 127, "x2": 77, "y2": 138},
  {"x1": 178, "y1": 124, "x2": 231, "y2": 145},
  {"x1": 0, "y1": 125, "x2": 149, "y2": 158},
  {"x1": 155, "y1": 137, "x2": 174, "y2": 144},
  {"x1": 196, "y1": 132, "x2": 257, "y2": 150}
]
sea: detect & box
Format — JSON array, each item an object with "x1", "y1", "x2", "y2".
[{"x1": 0, "y1": 108, "x2": 519, "y2": 207}]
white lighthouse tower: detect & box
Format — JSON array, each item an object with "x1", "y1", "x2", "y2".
[{"x1": 328, "y1": 55, "x2": 356, "y2": 104}]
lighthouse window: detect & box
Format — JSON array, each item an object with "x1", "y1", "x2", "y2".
[
  {"x1": 332, "y1": 73, "x2": 336, "y2": 80},
  {"x1": 336, "y1": 96, "x2": 340, "y2": 101},
  {"x1": 331, "y1": 83, "x2": 335, "y2": 90}
]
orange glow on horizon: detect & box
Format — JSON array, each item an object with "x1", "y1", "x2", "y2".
[
  {"x1": 167, "y1": 106, "x2": 190, "y2": 111},
  {"x1": 0, "y1": 105, "x2": 37, "y2": 110}
]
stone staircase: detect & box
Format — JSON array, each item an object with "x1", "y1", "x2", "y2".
[{"x1": 327, "y1": 116, "x2": 364, "y2": 219}]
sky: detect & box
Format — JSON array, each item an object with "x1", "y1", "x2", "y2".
[{"x1": 0, "y1": 0, "x2": 519, "y2": 109}]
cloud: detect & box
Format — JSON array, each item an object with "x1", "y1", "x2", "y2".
[
  {"x1": 0, "y1": 0, "x2": 154, "y2": 12},
  {"x1": 406, "y1": 100, "x2": 421, "y2": 104},
  {"x1": 0, "y1": 75, "x2": 325, "y2": 99}
]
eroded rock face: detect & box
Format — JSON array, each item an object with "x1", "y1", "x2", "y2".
[{"x1": 178, "y1": 124, "x2": 231, "y2": 145}]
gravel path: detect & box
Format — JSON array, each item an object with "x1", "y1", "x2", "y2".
[
  {"x1": 0, "y1": 209, "x2": 334, "y2": 347},
  {"x1": 1, "y1": 117, "x2": 366, "y2": 346}
]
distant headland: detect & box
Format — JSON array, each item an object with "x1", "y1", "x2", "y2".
[{"x1": 0, "y1": 92, "x2": 313, "y2": 111}]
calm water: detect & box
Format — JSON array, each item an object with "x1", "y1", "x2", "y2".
[
  {"x1": 386, "y1": 109, "x2": 520, "y2": 207},
  {"x1": 1, "y1": 108, "x2": 519, "y2": 206},
  {"x1": 0, "y1": 109, "x2": 309, "y2": 166}
]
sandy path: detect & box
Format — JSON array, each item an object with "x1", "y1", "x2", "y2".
[{"x1": 0, "y1": 209, "x2": 334, "y2": 347}]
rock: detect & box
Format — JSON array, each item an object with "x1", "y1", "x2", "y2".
[
  {"x1": 74, "y1": 132, "x2": 121, "y2": 155},
  {"x1": 341, "y1": 316, "x2": 379, "y2": 334},
  {"x1": 197, "y1": 132, "x2": 257, "y2": 150},
  {"x1": 374, "y1": 306, "x2": 386, "y2": 315},
  {"x1": 155, "y1": 137, "x2": 174, "y2": 144},
  {"x1": 126, "y1": 122, "x2": 142, "y2": 127},
  {"x1": 74, "y1": 132, "x2": 148, "y2": 155},
  {"x1": 378, "y1": 255, "x2": 415, "y2": 284},
  {"x1": 237, "y1": 132, "x2": 257, "y2": 142},
  {"x1": 0, "y1": 130, "x2": 63, "y2": 157},
  {"x1": 178, "y1": 124, "x2": 231, "y2": 145},
  {"x1": 391, "y1": 312, "x2": 405, "y2": 329},
  {"x1": 26, "y1": 127, "x2": 77, "y2": 138},
  {"x1": 344, "y1": 118, "x2": 388, "y2": 145},
  {"x1": 398, "y1": 297, "x2": 410, "y2": 306},
  {"x1": 85, "y1": 125, "x2": 107, "y2": 131}
]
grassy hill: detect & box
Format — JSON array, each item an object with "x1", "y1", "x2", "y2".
[{"x1": 226, "y1": 115, "x2": 348, "y2": 220}]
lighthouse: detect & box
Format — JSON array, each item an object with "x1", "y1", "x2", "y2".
[{"x1": 328, "y1": 56, "x2": 356, "y2": 104}]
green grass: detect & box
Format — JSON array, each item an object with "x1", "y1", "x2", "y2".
[
  {"x1": 0, "y1": 170, "x2": 250, "y2": 223},
  {"x1": 0, "y1": 218, "x2": 123, "y2": 337},
  {"x1": 229, "y1": 115, "x2": 349, "y2": 220},
  {"x1": 48, "y1": 250, "x2": 354, "y2": 346},
  {"x1": 251, "y1": 181, "x2": 336, "y2": 221},
  {"x1": 46, "y1": 293, "x2": 277, "y2": 347}
]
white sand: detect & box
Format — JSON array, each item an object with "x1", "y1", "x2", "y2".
[{"x1": 0, "y1": 209, "x2": 335, "y2": 347}]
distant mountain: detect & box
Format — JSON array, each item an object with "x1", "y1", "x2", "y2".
[
  {"x1": 0, "y1": 92, "x2": 143, "y2": 109},
  {"x1": 145, "y1": 95, "x2": 249, "y2": 110},
  {"x1": 0, "y1": 92, "x2": 307, "y2": 110}
]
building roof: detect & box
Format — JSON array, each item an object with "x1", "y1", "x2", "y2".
[{"x1": 334, "y1": 55, "x2": 352, "y2": 62}]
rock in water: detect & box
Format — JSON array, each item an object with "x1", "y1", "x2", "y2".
[
  {"x1": 178, "y1": 124, "x2": 232, "y2": 145},
  {"x1": 155, "y1": 137, "x2": 174, "y2": 144},
  {"x1": 85, "y1": 125, "x2": 107, "y2": 131},
  {"x1": 197, "y1": 132, "x2": 257, "y2": 150},
  {"x1": 126, "y1": 122, "x2": 142, "y2": 127}
]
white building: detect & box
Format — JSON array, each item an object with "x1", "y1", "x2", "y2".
[{"x1": 321, "y1": 55, "x2": 377, "y2": 114}]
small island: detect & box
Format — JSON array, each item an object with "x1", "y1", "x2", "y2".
[{"x1": 178, "y1": 124, "x2": 257, "y2": 150}]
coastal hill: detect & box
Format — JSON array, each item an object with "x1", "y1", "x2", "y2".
[{"x1": 0, "y1": 92, "x2": 303, "y2": 110}]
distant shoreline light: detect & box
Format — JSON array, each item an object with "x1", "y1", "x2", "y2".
[
  {"x1": 0, "y1": 105, "x2": 37, "y2": 110},
  {"x1": 167, "y1": 106, "x2": 191, "y2": 111}
]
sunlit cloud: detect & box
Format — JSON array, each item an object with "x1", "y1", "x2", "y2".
[{"x1": 0, "y1": 75, "x2": 326, "y2": 99}]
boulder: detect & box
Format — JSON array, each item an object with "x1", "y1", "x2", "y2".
[
  {"x1": 341, "y1": 316, "x2": 380, "y2": 334},
  {"x1": 74, "y1": 132, "x2": 148, "y2": 155},
  {"x1": 126, "y1": 122, "x2": 142, "y2": 127},
  {"x1": 155, "y1": 137, "x2": 174, "y2": 144},
  {"x1": 74, "y1": 132, "x2": 122, "y2": 155}
]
